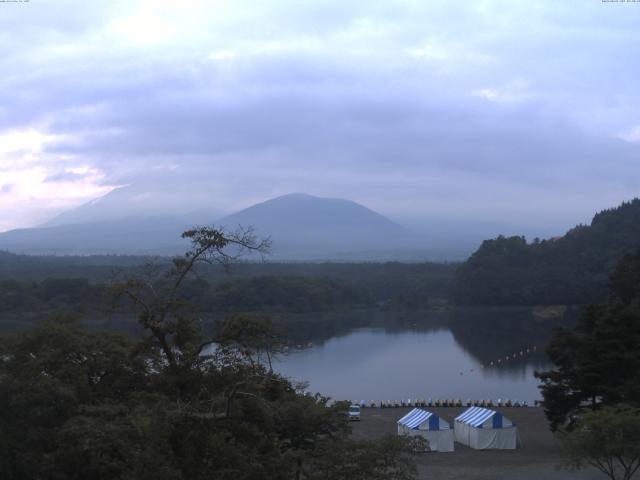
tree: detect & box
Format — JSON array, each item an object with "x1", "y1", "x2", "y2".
[
  {"x1": 557, "y1": 406, "x2": 640, "y2": 480},
  {"x1": 0, "y1": 314, "x2": 151, "y2": 479},
  {"x1": 113, "y1": 226, "x2": 271, "y2": 374},
  {"x1": 453, "y1": 199, "x2": 640, "y2": 306},
  {"x1": 536, "y1": 249, "x2": 640, "y2": 430},
  {"x1": 0, "y1": 226, "x2": 421, "y2": 479},
  {"x1": 215, "y1": 314, "x2": 286, "y2": 372},
  {"x1": 305, "y1": 435, "x2": 421, "y2": 480}
]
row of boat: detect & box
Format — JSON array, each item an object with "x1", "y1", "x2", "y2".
[{"x1": 354, "y1": 398, "x2": 530, "y2": 408}]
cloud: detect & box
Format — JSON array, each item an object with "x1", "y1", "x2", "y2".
[
  {"x1": 0, "y1": 0, "x2": 639, "y2": 233},
  {"x1": 472, "y1": 79, "x2": 531, "y2": 104},
  {"x1": 44, "y1": 169, "x2": 93, "y2": 183},
  {"x1": 0, "y1": 128, "x2": 59, "y2": 162},
  {"x1": 209, "y1": 50, "x2": 237, "y2": 61},
  {"x1": 619, "y1": 125, "x2": 640, "y2": 143}
]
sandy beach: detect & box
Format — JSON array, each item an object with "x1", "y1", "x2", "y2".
[{"x1": 351, "y1": 407, "x2": 602, "y2": 480}]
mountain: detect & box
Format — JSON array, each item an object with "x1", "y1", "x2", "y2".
[
  {"x1": 452, "y1": 198, "x2": 640, "y2": 305},
  {"x1": 42, "y1": 184, "x2": 222, "y2": 227},
  {"x1": 0, "y1": 183, "x2": 222, "y2": 255},
  {"x1": 0, "y1": 192, "x2": 427, "y2": 259},
  {"x1": 0, "y1": 217, "x2": 192, "y2": 255},
  {"x1": 217, "y1": 193, "x2": 421, "y2": 260}
]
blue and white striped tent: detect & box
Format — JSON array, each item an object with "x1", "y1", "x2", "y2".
[
  {"x1": 397, "y1": 408, "x2": 454, "y2": 452},
  {"x1": 454, "y1": 407, "x2": 517, "y2": 450}
]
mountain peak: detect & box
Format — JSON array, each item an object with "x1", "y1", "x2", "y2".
[
  {"x1": 217, "y1": 193, "x2": 417, "y2": 259},
  {"x1": 223, "y1": 193, "x2": 403, "y2": 229},
  {"x1": 41, "y1": 184, "x2": 222, "y2": 227},
  {"x1": 0, "y1": 191, "x2": 425, "y2": 260},
  {"x1": 277, "y1": 192, "x2": 314, "y2": 199},
  {"x1": 257, "y1": 192, "x2": 352, "y2": 204}
]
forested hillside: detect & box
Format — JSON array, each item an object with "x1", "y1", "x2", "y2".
[
  {"x1": 536, "y1": 247, "x2": 640, "y2": 429},
  {"x1": 453, "y1": 199, "x2": 640, "y2": 305}
]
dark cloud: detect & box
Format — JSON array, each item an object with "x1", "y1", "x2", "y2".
[{"x1": 1, "y1": 0, "x2": 639, "y2": 232}]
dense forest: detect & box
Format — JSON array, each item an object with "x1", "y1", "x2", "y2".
[
  {"x1": 0, "y1": 253, "x2": 456, "y2": 332},
  {"x1": 453, "y1": 199, "x2": 640, "y2": 305},
  {"x1": 536, "y1": 247, "x2": 640, "y2": 428},
  {"x1": 0, "y1": 252, "x2": 455, "y2": 301},
  {"x1": 0, "y1": 275, "x2": 372, "y2": 327}
]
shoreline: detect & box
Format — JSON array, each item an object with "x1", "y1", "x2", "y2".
[{"x1": 351, "y1": 407, "x2": 601, "y2": 480}]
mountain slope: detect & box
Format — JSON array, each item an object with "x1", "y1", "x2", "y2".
[
  {"x1": 0, "y1": 217, "x2": 192, "y2": 255},
  {"x1": 218, "y1": 193, "x2": 419, "y2": 259},
  {"x1": 0, "y1": 183, "x2": 222, "y2": 255},
  {"x1": 42, "y1": 184, "x2": 221, "y2": 227},
  {"x1": 452, "y1": 198, "x2": 640, "y2": 305},
  {"x1": 0, "y1": 192, "x2": 425, "y2": 259}
]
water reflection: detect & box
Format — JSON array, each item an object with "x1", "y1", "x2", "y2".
[
  {"x1": 12, "y1": 304, "x2": 578, "y2": 403},
  {"x1": 448, "y1": 306, "x2": 580, "y2": 375},
  {"x1": 273, "y1": 306, "x2": 580, "y2": 403},
  {"x1": 271, "y1": 308, "x2": 450, "y2": 346}
]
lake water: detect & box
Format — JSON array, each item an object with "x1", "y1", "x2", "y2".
[
  {"x1": 273, "y1": 307, "x2": 578, "y2": 404},
  {"x1": 2, "y1": 304, "x2": 576, "y2": 405}
]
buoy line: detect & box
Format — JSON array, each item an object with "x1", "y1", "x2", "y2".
[{"x1": 458, "y1": 345, "x2": 538, "y2": 376}]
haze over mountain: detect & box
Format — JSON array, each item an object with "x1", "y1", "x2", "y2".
[
  {"x1": 0, "y1": 191, "x2": 437, "y2": 260},
  {"x1": 218, "y1": 193, "x2": 422, "y2": 260},
  {"x1": 0, "y1": 183, "x2": 221, "y2": 256},
  {"x1": 42, "y1": 183, "x2": 222, "y2": 227}
]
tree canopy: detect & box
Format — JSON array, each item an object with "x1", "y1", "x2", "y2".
[
  {"x1": 536, "y1": 249, "x2": 640, "y2": 430},
  {"x1": 557, "y1": 406, "x2": 640, "y2": 480},
  {"x1": 0, "y1": 227, "x2": 419, "y2": 480},
  {"x1": 453, "y1": 198, "x2": 640, "y2": 305}
]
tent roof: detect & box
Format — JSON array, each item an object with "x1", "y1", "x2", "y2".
[
  {"x1": 397, "y1": 408, "x2": 435, "y2": 429},
  {"x1": 455, "y1": 406, "x2": 504, "y2": 428}
]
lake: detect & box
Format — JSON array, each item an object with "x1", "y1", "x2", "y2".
[
  {"x1": 272, "y1": 306, "x2": 579, "y2": 404},
  {"x1": 0, "y1": 304, "x2": 578, "y2": 405}
]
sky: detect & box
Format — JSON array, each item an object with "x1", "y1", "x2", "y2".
[{"x1": 0, "y1": 0, "x2": 639, "y2": 234}]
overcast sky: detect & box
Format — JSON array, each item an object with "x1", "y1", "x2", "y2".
[{"x1": 0, "y1": 0, "x2": 639, "y2": 234}]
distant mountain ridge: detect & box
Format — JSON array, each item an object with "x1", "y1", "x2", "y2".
[
  {"x1": 452, "y1": 198, "x2": 640, "y2": 305},
  {"x1": 0, "y1": 217, "x2": 191, "y2": 255},
  {"x1": 0, "y1": 192, "x2": 427, "y2": 260},
  {"x1": 218, "y1": 193, "x2": 419, "y2": 259},
  {"x1": 42, "y1": 184, "x2": 222, "y2": 227}
]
